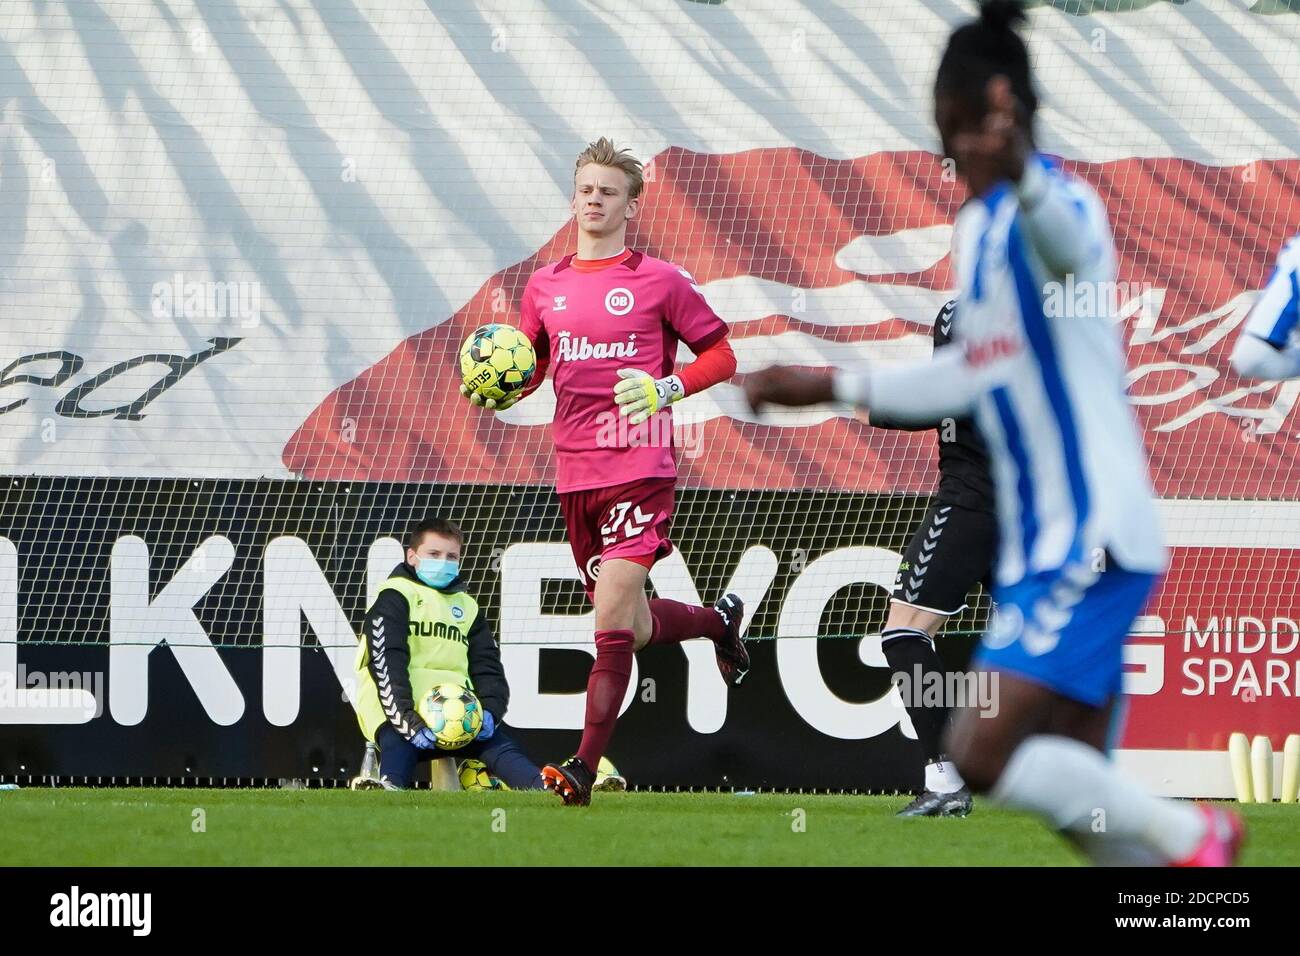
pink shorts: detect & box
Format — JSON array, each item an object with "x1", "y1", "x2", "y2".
[{"x1": 558, "y1": 476, "x2": 676, "y2": 599}]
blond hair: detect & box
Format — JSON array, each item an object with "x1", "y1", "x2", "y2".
[{"x1": 574, "y1": 136, "x2": 644, "y2": 199}]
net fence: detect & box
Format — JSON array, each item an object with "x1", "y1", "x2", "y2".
[{"x1": 1, "y1": 0, "x2": 1298, "y2": 671}]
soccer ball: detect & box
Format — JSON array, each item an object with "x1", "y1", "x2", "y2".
[
  {"x1": 457, "y1": 758, "x2": 509, "y2": 792},
  {"x1": 459, "y1": 323, "x2": 536, "y2": 404},
  {"x1": 417, "y1": 684, "x2": 484, "y2": 751},
  {"x1": 594, "y1": 756, "x2": 627, "y2": 792}
]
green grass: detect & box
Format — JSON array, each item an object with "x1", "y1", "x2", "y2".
[{"x1": 1, "y1": 789, "x2": 1295, "y2": 866}]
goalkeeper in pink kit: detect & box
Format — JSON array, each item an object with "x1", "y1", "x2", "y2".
[{"x1": 461, "y1": 137, "x2": 747, "y2": 806}]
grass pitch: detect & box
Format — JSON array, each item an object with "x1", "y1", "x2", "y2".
[{"x1": 2, "y1": 788, "x2": 1295, "y2": 866}]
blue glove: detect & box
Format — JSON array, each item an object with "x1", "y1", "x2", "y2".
[
  {"x1": 477, "y1": 710, "x2": 496, "y2": 742},
  {"x1": 410, "y1": 727, "x2": 439, "y2": 751}
]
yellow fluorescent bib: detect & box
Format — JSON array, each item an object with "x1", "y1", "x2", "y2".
[{"x1": 353, "y1": 577, "x2": 480, "y2": 742}]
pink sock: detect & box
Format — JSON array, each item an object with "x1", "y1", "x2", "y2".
[
  {"x1": 576, "y1": 629, "x2": 635, "y2": 769},
  {"x1": 647, "y1": 598, "x2": 726, "y2": 646}
]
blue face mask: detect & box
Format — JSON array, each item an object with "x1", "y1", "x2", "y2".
[{"x1": 415, "y1": 557, "x2": 458, "y2": 589}]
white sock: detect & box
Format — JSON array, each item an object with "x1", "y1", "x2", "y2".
[
  {"x1": 990, "y1": 735, "x2": 1206, "y2": 864},
  {"x1": 925, "y1": 759, "x2": 965, "y2": 794}
]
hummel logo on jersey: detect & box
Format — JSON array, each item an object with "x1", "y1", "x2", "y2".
[
  {"x1": 553, "y1": 295, "x2": 567, "y2": 312},
  {"x1": 409, "y1": 620, "x2": 467, "y2": 645},
  {"x1": 939, "y1": 301, "x2": 955, "y2": 337},
  {"x1": 555, "y1": 330, "x2": 639, "y2": 362}
]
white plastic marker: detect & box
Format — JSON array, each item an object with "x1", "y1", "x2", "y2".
[
  {"x1": 1251, "y1": 735, "x2": 1274, "y2": 803},
  {"x1": 1282, "y1": 734, "x2": 1300, "y2": 804},
  {"x1": 1228, "y1": 733, "x2": 1252, "y2": 803}
]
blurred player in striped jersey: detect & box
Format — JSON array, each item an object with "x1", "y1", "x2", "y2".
[
  {"x1": 461, "y1": 137, "x2": 747, "y2": 806},
  {"x1": 746, "y1": 0, "x2": 1242, "y2": 865},
  {"x1": 1230, "y1": 233, "x2": 1300, "y2": 381},
  {"x1": 865, "y1": 298, "x2": 996, "y2": 817}
]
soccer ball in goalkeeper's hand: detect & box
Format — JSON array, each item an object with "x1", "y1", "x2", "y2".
[
  {"x1": 459, "y1": 323, "x2": 536, "y2": 405},
  {"x1": 417, "y1": 684, "x2": 484, "y2": 751}
]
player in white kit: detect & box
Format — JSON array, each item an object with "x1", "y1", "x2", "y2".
[
  {"x1": 745, "y1": 0, "x2": 1242, "y2": 865},
  {"x1": 1231, "y1": 233, "x2": 1300, "y2": 381}
]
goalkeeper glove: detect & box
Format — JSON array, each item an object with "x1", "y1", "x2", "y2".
[
  {"x1": 613, "y1": 368, "x2": 685, "y2": 425},
  {"x1": 410, "y1": 727, "x2": 439, "y2": 751},
  {"x1": 476, "y1": 710, "x2": 496, "y2": 742},
  {"x1": 459, "y1": 383, "x2": 521, "y2": 412}
]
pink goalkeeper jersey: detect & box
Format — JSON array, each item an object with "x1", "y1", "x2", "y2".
[{"x1": 519, "y1": 250, "x2": 729, "y2": 494}]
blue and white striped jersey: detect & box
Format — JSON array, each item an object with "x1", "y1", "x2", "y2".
[
  {"x1": 1230, "y1": 234, "x2": 1300, "y2": 382},
  {"x1": 836, "y1": 154, "x2": 1167, "y2": 587}
]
